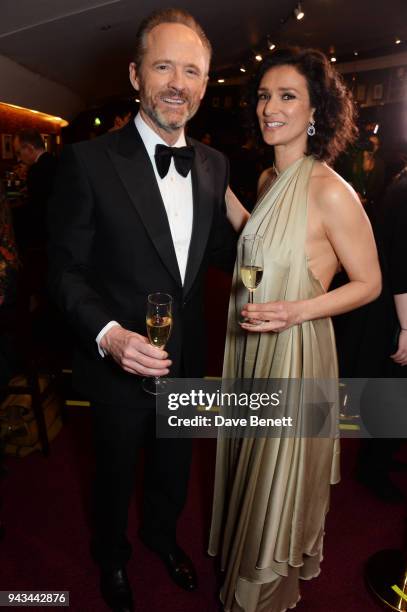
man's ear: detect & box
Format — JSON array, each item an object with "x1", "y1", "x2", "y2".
[
  {"x1": 199, "y1": 75, "x2": 209, "y2": 101},
  {"x1": 129, "y1": 62, "x2": 140, "y2": 91}
]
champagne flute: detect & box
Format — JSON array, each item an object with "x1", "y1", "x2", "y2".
[
  {"x1": 240, "y1": 234, "x2": 264, "y2": 324},
  {"x1": 142, "y1": 292, "x2": 173, "y2": 395}
]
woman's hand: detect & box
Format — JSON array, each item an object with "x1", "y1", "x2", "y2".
[
  {"x1": 240, "y1": 300, "x2": 304, "y2": 333},
  {"x1": 390, "y1": 329, "x2": 407, "y2": 366}
]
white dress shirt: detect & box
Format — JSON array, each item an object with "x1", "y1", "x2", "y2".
[{"x1": 96, "y1": 113, "x2": 194, "y2": 356}]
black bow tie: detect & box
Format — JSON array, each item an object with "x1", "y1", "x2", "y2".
[{"x1": 154, "y1": 144, "x2": 195, "y2": 179}]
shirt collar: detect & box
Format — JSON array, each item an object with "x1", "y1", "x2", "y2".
[{"x1": 134, "y1": 113, "x2": 187, "y2": 159}]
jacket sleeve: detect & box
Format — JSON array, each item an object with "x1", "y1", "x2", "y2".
[
  {"x1": 208, "y1": 153, "x2": 237, "y2": 273},
  {"x1": 47, "y1": 144, "x2": 114, "y2": 352}
]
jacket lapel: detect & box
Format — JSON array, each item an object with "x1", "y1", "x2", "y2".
[
  {"x1": 183, "y1": 139, "x2": 214, "y2": 297},
  {"x1": 108, "y1": 121, "x2": 182, "y2": 286}
]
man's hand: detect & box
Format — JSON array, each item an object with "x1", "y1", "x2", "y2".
[{"x1": 100, "y1": 325, "x2": 172, "y2": 376}]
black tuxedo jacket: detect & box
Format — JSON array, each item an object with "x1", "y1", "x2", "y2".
[{"x1": 48, "y1": 121, "x2": 234, "y2": 407}]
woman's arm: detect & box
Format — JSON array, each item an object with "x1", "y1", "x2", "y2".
[
  {"x1": 225, "y1": 186, "x2": 250, "y2": 233},
  {"x1": 241, "y1": 177, "x2": 382, "y2": 331},
  {"x1": 391, "y1": 293, "x2": 407, "y2": 366},
  {"x1": 226, "y1": 166, "x2": 277, "y2": 233}
]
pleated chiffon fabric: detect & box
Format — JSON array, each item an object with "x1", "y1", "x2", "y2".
[{"x1": 208, "y1": 156, "x2": 340, "y2": 612}]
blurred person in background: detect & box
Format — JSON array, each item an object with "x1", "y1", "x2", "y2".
[
  {"x1": 13, "y1": 130, "x2": 57, "y2": 249},
  {"x1": 383, "y1": 165, "x2": 407, "y2": 372},
  {"x1": 107, "y1": 100, "x2": 134, "y2": 133},
  {"x1": 351, "y1": 129, "x2": 386, "y2": 217},
  {"x1": 357, "y1": 165, "x2": 407, "y2": 501},
  {"x1": 0, "y1": 179, "x2": 20, "y2": 388}
]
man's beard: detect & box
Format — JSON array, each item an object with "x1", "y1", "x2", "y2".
[{"x1": 140, "y1": 87, "x2": 199, "y2": 133}]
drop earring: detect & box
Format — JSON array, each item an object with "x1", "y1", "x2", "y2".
[{"x1": 307, "y1": 119, "x2": 316, "y2": 137}]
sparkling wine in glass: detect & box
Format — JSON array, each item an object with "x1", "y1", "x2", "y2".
[
  {"x1": 142, "y1": 292, "x2": 172, "y2": 395},
  {"x1": 240, "y1": 234, "x2": 264, "y2": 324}
]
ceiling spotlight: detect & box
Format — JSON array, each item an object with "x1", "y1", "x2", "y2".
[
  {"x1": 240, "y1": 66, "x2": 246, "y2": 73},
  {"x1": 330, "y1": 56, "x2": 337, "y2": 62},
  {"x1": 255, "y1": 54, "x2": 263, "y2": 62},
  {"x1": 294, "y1": 3, "x2": 305, "y2": 20},
  {"x1": 218, "y1": 78, "x2": 225, "y2": 83},
  {"x1": 354, "y1": 50, "x2": 359, "y2": 56},
  {"x1": 395, "y1": 38, "x2": 401, "y2": 44},
  {"x1": 373, "y1": 123, "x2": 380, "y2": 134},
  {"x1": 135, "y1": 98, "x2": 140, "y2": 103},
  {"x1": 267, "y1": 37, "x2": 276, "y2": 51}
]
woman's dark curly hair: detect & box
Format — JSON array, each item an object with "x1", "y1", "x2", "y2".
[{"x1": 251, "y1": 47, "x2": 358, "y2": 163}]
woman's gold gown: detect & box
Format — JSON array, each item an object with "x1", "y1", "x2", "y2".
[{"x1": 208, "y1": 156, "x2": 340, "y2": 612}]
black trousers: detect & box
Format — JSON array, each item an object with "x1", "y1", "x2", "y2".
[{"x1": 91, "y1": 396, "x2": 192, "y2": 569}]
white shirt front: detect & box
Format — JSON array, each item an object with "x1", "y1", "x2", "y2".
[
  {"x1": 96, "y1": 113, "x2": 194, "y2": 355},
  {"x1": 135, "y1": 113, "x2": 193, "y2": 284}
]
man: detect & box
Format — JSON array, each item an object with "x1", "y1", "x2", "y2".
[
  {"x1": 48, "y1": 9, "x2": 234, "y2": 612},
  {"x1": 13, "y1": 130, "x2": 57, "y2": 248},
  {"x1": 107, "y1": 100, "x2": 134, "y2": 132}
]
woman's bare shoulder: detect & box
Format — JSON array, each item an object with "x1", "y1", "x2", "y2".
[{"x1": 310, "y1": 160, "x2": 359, "y2": 207}]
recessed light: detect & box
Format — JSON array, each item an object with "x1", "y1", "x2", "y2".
[{"x1": 294, "y1": 3, "x2": 305, "y2": 19}]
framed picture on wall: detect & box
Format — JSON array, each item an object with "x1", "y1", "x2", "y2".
[
  {"x1": 372, "y1": 84, "x2": 383, "y2": 100},
  {"x1": 356, "y1": 84, "x2": 366, "y2": 103},
  {"x1": 1, "y1": 134, "x2": 13, "y2": 159}
]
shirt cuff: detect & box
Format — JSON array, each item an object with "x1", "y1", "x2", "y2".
[{"x1": 96, "y1": 321, "x2": 121, "y2": 357}]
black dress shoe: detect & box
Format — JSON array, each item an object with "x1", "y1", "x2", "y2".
[
  {"x1": 100, "y1": 567, "x2": 134, "y2": 611},
  {"x1": 158, "y1": 546, "x2": 197, "y2": 592}
]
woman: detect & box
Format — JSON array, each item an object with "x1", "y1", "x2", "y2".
[{"x1": 209, "y1": 48, "x2": 381, "y2": 612}]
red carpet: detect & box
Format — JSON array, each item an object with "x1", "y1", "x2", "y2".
[{"x1": 0, "y1": 408, "x2": 406, "y2": 612}]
